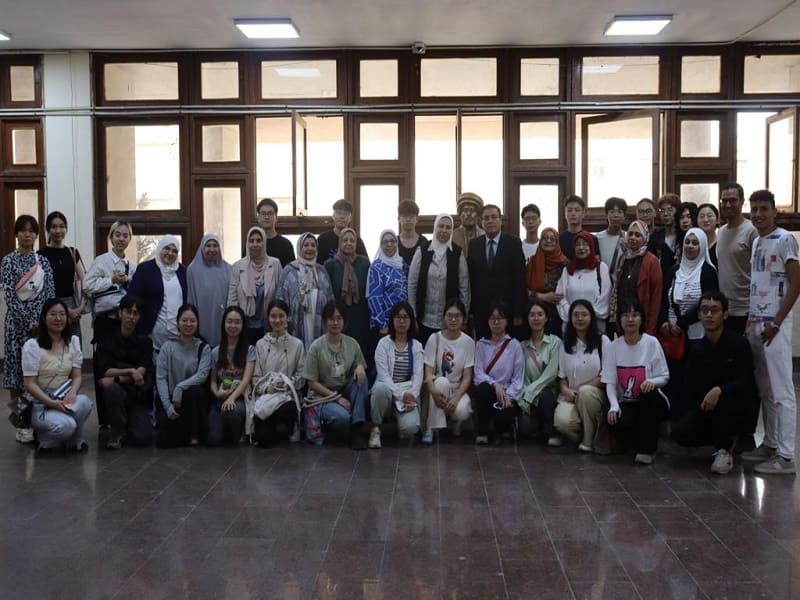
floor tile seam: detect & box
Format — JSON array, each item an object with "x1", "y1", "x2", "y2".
[
  {"x1": 319, "y1": 452, "x2": 360, "y2": 556},
  {"x1": 91, "y1": 456, "x2": 164, "y2": 509},
  {"x1": 372, "y1": 453, "x2": 399, "y2": 578},
  {"x1": 475, "y1": 446, "x2": 511, "y2": 600}
]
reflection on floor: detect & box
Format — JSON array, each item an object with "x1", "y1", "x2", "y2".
[{"x1": 1, "y1": 404, "x2": 799, "y2": 599}]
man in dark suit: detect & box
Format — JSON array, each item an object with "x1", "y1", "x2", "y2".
[{"x1": 468, "y1": 204, "x2": 527, "y2": 340}]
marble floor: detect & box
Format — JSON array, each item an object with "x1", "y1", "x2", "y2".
[{"x1": 1, "y1": 403, "x2": 799, "y2": 600}]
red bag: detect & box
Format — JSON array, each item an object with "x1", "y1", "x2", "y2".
[{"x1": 657, "y1": 332, "x2": 685, "y2": 361}]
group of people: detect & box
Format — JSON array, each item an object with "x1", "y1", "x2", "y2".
[{"x1": 2, "y1": 186, "x2": 798, "y2": 476}]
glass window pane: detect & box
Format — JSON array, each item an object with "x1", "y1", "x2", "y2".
[
  {"x1": 359, "y1": 60, "x2": 398, "y2": 97},
  {"x1": 295, "y1": 120, "x2": 306, "y2": 214},
  {"x1": 421, "y1": 58, "x2": 497, "y2": 97},
  {"x1": 203, "y1": 187, "x2": 242, "y2": 261},
  {"x1": 586, "y1": 117, "x2": 653, "y2": 207},
  {"x1": 736, "y1": 111, "x2": 776, "y2": 212},
  {"x1": 681, "y1": 56, "x2": 721, "y2": 94},
  {"x1": 201, "y1": 61, "x2": 239, "y2": 99},
  {"x1": 104, "y1": 62, "x2": 179, "y2": 101},
  {"x1": 520, "y1": 121, "x2": 559, "y2": 160},
  {"x1": 679, "y1": 183, "x2": 719, "y2": 205},
  {"x1": 261, "y1": 60, "x2": 337, "y2": 99},
  {"x1": 10, "y1": 66, "x2": 35, "y2": 102},
  {"x1": 14, "y1": 189, "x2": 40, "y2": 250},
  {"x1": 520, "y1": 58, "x2": 559, "y2": 96},
  {"x1": 679, "y1": 120, "x2": 720, "y2": 158},
  {"x1": 768, "y1": 115, "x2": 795, "y2": 208},
  {"x1": 415, "y1": 115, "x2": 457, "y2": 215},
  {"x1": 122, "y1": 234, "x2": 183, "y2": 263},
  {"x1": 359, "y1": 184, "x2": 399, "y2": 259},
  {"x1": 461, "y1": 115, "x2": 503, "y2": 206},
  {"x1": 306, "y1": 116, "x2": 344, "y2": 217},
  {"x1": 11, "y1": 129, "x2": 37, "y2": 165},
  {"x1": 202, "y1": 124, "x2": 240, "y2": 162},
  {"x1": 255, "y1": 117, "x2": 293, "y2": 215},
  {"x1": 106, "y1": 125, "x2": 181, "y2": 211},
  {"x1": 359, "y1": 122, "x2": 398, "y2": 160},
  {"x1": 519, "y1": 185, "x2": 559, "y2": 236},
  {"x1": 744, "y1": 54, "x2": 800, "y2": 94},
  {"x1": 581, "y1": 56, "x2": 659, "y2": 95}
]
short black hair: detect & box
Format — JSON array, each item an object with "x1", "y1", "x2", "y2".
[
  {"x1": 442, "y1": 298, "x2": 467, "y2": 320},
  {"x1": 332, "y1": 199, "x2": 353, "y2": 213},
  {"x1": 521, "y1": 204, "x2": 541, "y2": 219},
  {"x1": 398, "y1": 200, "x2": 420, "y2": 217},
  {"x1": 678, "y1": 202, "x2": 699, "y2": 224},
  {"x1": 119, "y1": 295, "x2": 144, "y2": 312},
  {"x1": 721, "y1": 182, "x2": 745, "y2": 202},
  {"x1": 36, "y1": 298, "x2": 71, "y2": 349},
  {"x1": 388, "y1": 301, "x2": 417, "y2": 339},
  {"x1": 616, "y1": 297, "x2": 647, "y2": 334},
  {"x1": 485, "y1": 300, "x2": 510, "y2": 333},
  {"x1": 176, "y1": 304, "x2": 200, "y2": 329},
  {"x1": 604, "y1": 197, "x2": 627, "y2": 213},
  {"x1": 564, "y1": 195, "x2": 586, "y2": 209},
  {"x1": 482, "y1": 204, "x2": 502, "y2": 217},
  {"x1": 14, "y1": 214, "x2": 39, "y2": 235},
  {"x1": 636, "y1": 197, "x2": 655, "y2": 210},
  {"x1": 257, "y1": 198, "x2": 278, "y2": 215},
  {"x1": 267, "y1": 298, "x2": 291, "y2": 319},
  {"x1": 697, "y1": 203, "x2": 719, "y2": 220},
  {"x1": 750, "y1": 189, "x2": 775, "y2": 208},
  {"x1": 699, "y1": 291, "x2": 729, "y2": 312},
  {"x1": 45, "y1": 211, "x2": 68, "y2": 231},
  {"x1": 321, "y1": 299, "x2": 348, "y2": 324}
]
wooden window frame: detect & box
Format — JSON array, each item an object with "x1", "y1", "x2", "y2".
[
  {"x1": 510, "y1": 112, "x2": 567, "y2": 170},
  {"x1": 572, "y1": 48, "x2": 671, "y2": 102},
  {"x1": 669, "y1": 111, "x2": 734, "y2": 170},
  {"x1": 192, "y1": 116, "x2": 250, "y2": 174},
  {"x1": 511, "y1": 49, "x2": 567, "y2": 102},
  {"x1": 191, "y1": 53, "x2": 247, "y2": 105},
  {"x1": 735, "y1": 44, "x2": 800, "y2": 99},
  {"x1": 413, "y1": 48, "x2": 507, "y2": 104},
  {"x1": 1, "y1": 120, "x2": 44, "y2": 175},
  {"x1": 351, "y1": 50, "x2": 412, "y2": 105},
  {"x1": 1, "y1": 179, "x2": 45, "y2": 254},
  {"x1": 673, "y1": 47, "x2": 733, "y2": 100},
  {"x1": 1, "y1": 56, "x2": 43, "y2": 108},
  {"x1": 94, "y1": 53, "x2": 190, "y2": 106},
  {"x1": 254, "y1": 50, "x2": 345, "y2": 105},
  {"x1": 351, "y1": 113, "x2": 411, "y2": 171}
]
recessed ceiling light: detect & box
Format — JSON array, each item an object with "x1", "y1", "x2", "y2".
[
  {"x1": 605, "y1": 15, "x2": 672, "y2": 36},
  {"x1": 235, "y1": 18, "x2": 299, "y2": 39},
  {"x1": 0, "y1": 31, "x2": 11, "y2": 42},
  {"x1": 583, "y1": 64, "x2": 622, "y2": 74}
]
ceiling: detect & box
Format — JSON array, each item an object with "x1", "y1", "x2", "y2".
[{"x1": 1, "y1": 0, "x2": 800, "y2": 50}]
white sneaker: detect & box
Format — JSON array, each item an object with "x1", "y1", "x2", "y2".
[
  {"x1": 420, "y1": 429, "x2": 434, "y2": 444},
  {"x1": 288, "y1": 426, "x2": 301, "y2": 443},
  {"x1": 475, "y1": 435, "x2": 489, "y2": 445},
  {"x1": 634, "y1": 453, "x2": 655, "y2": 465},
  {"x1": 754, "y1": 456, "x2": 796, "y2": 475},
  {"x1": 547, "y1": 435, "x2": 563, "y2": 447},
  {"x1": 578, "y1": 443, "x2": 593, "y2": 453},
  {"x1": 710, "y1": 449, "x2": 733, "y2": 475},
  {"x1": 741, "y1": 444, "x2": 776, "y2": 462},
  {"x1": 368, "y1": 427, "x2": 381, "y2": 449},
  {"x1": 15, "y1": 428, "x2": 34, "y2": 444}
]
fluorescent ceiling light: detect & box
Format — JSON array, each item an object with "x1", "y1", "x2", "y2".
[
  {"x1": 605, "y1": 15, "x2": 671, "y2": 36},
  {"x1": 275, "y1": 67, "x2": 320, "y2": 78},
  {"x1": 235, "y1": 19, "x2": 299, "y2": 39},
  {"x1": 583, "y1": 64, "x2": 622, "y2": 74},
  {"x1": 0, "y1": 31, "x2": 11, "y2": 42}
]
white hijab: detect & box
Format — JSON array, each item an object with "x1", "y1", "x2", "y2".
[
  {"x1": 673, "y1": 227, "x2": 714, "y2": 302},
  {"x1": 155, "y1": 235, "x2": 180, "y2": 280},
  {"x1": 373, "y1": 229, "x2": 403, "y2": 271},
  {"x1": 430, "y1": 214, "x2": 454, "y2": 261}
]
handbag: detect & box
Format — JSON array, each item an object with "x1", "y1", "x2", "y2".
[
  {"x1": 7, "y1": 395, "x2": 32, "y2": 428},
  {"x1": 15, "y1": 255, "x2": 45, "y2": 302},
  {"x1": 253, "y1": 372, "x2": 299, "y2": 420},
  {"x1": 657, "y1": 331, "x2": 685, "y2": 361},
  {"x1": 68, "y1": 247, "x2": 92, "y2": 315}
]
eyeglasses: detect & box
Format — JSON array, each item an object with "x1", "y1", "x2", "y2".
[
  {"x1": 658, "y1": 207, "x2": 675, "y2": 214},
  {"x1": 445, "y1": 313, "x2": 463, "y2": 321},
  {"x1": 698, "y1": 307, "x2": 723, "y2": 315},
  {"x1": 622, "y1": 312, "x2": 642, "y2": 320},
  {"x1": 393, "y1": 315, "x2": 410, "y2": 322},
  {"x1": 637, "y1": 208, "x2": 654, "y2": 215},
  {"x1": 328, "y1": 316, "x2": 344, "y2": 323},
  {"x1": 257, "y1": 211, "x2": 275, "y2": 218},
  {"x1": 719, "y1": 197, "x2": 739, "y2": 204},
  {"x1": 490, "y1": 316, "x2": 508, "y2": 323}
]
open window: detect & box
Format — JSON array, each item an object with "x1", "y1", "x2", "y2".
[{"x1": 766, "y1": 108, "x2": 799, "y2": 211}]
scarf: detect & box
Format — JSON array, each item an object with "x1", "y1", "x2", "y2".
[
  {"x1": 673, "y1": 227, "x2": 714, "y2": 303},
  {"x1": 187, "y1": 233, "x2": 231, "y2": 346},
  {"x1": 430, "y1": 214, "x2": 454, "y2": 261},
  {"x1": 155, "y1": 235, "x2": 180, "y2": 280},
  {"x1": 240, "y1": 226, "x2": 268, "y2": 317},
  {"x1": 609, "y1": 220, "x2": 650, "y2": 324},
  {"x1": 367, "y1": 229, "x2": 404, "y2": 297},
  {"x1": 295, "y1": 232, "x2": 319, "y2": 310},
  {"x1": 566, "y1": 230, "x2": 600, "y2": 275},
  {"x1": 526, "y1": 227, "x2": 567, "y2": 293},
  {"x1": 335, "y1": 227, "x2": 360, "y2": 306}
]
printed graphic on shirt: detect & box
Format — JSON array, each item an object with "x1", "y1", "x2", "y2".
[
  {"x1": 441, "y1": 350, "x2": 455, "y2": 377},
  {"x1": 616, "y1": 365, "x2": 646, "y2": 401},
  {"x1": 750, "y1": 231, "x2": 798, "y2": 321}
]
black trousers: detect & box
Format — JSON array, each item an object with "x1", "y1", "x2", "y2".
[
  {"x1": 517, "y1": 388, "x2": 557, "y2": 439},
  {"x1": 103, "y1": 381, "x2": 154, "y2": 446},
  {"x1": 206, "y1": 397, "x2": 246, "y2": 446},
  {"x1": 156, "y1": 385, "x2": 209, "y2": 448},
  {"x1": 671, "y1": 395, "x2": 747, "y2": 451},
  {"x1": 474, "y1": 382, "x2": 520, "y2": 438},
  {"x1": 92, "y1": 313, "x2": 121, "y2": 426},
  {"x1": 608, "y1": 390, "x2": 668, "y2": 454},
  {"x1": 253, "y1": 402, "x2": 298, "y2": 447}
]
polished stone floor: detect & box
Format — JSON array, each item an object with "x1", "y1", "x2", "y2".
[{"x1": 1, "y1": 409, "x2": 799, "y2": 600}]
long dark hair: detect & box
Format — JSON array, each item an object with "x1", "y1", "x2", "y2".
[
  {"x1": 217, "y1": 306, "x2": 249, "y2": 371},
  {"x1": 37, "y1": 298, "x2": 72, "y2": 349},
  {"x1": 563, "y1": 299, "x2": 602, "y2": 356}
]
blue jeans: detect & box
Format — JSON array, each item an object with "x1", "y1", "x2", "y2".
[
  {"x1": 318, "y1": 378, "x2": 369, "y2": 436},
  {"x1": 31, "y1": 394, "x2": 93, "y2": 449}
]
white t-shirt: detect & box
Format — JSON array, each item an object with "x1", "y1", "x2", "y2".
[
  {"x1": 717, "y1": 219, "x2": 757, "y2": 316},
  {"x1": 522, "y1": 240, "x2": 539, "y2": 262},
  {"x1": 559, "y1": 335, "x2": 610, "y2": 389},
  {"x1": 601, "y1": 334, "x2": 669, "y2": 412},
  {"x1": 424, "y1": 331, "x2": 475, "y2": 386},
  {"x1": 749, "y1": 227, "x2": 799, "y2": 323}
]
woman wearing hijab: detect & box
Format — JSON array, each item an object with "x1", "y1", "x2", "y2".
[
  {"x1": 609, "y1": 220, "x2": 663, "y2": 336},
  {"x1": 128, "y1": 235, "x2": 187, "y2": 351},
  {"x1": 324, "y1": 227, "x2": 371, "y2": 350},
  {"x1": 408, "y1": 213, "x2": 470, "y2": 345},
  {"x1": 187, "y1": 234, "x2": 231, "y2": 347},
  {"x1": 228, "y1": 226, "x2": 282, "y2": 345},
  {"x1": 367, "y1": 229, "x2": 408, "y2": 335},
  {"x1": 526, "y1": 226, "x2": 568, "y2": 331},
  {"x1": 659, "y1": 227, "x2": 718, "y2": 417},
  {"x1": 276, "y1": 233, "x2": 334, "y2": 352},
  {"x1": 556, "y1": 231, "x2": 612, "y2": 331}
]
